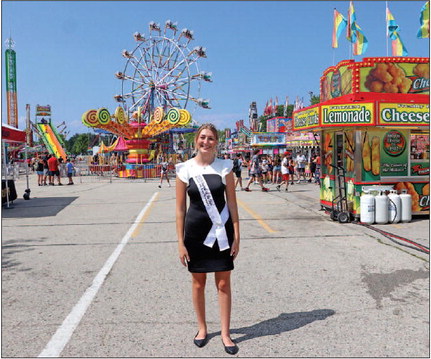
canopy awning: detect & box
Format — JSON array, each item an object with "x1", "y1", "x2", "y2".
[
  {"x1": 114, "y1": 136, "x2": 129, "y2": 151},
  {"x1": 2, "y1": 123, "x2": 26, "y2": 143}
]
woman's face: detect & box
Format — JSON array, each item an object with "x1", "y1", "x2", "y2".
[{"x1": 195, "y1": 128, "x2": 217, "y2": 155}]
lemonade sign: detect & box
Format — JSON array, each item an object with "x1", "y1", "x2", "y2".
[{"x1": 321, "y1": 103, "x2": 374, "y2": 127}]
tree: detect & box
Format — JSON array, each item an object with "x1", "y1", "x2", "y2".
[
  {"x1": 283, "y1": 104, "x2": 294, "y2": 118},
  {"x1": 308, "y1": 91, "x2": 320, "y2": 105},
  {"x1": 65, "y1": 133, "x2": 98, "y2": 155}
]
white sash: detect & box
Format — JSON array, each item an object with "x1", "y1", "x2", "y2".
[{"x1": 194, "y1": 174, "x2": 230, "y2": 251}]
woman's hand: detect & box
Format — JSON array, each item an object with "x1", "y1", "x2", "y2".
[
  {"x1": 230, "y1": 239, "x2": 240, "y2": 260},
  {"x1": 178, "y1": 244, "x2": 190, "y2": 267}
]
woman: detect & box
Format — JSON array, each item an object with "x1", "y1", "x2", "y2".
[
  {"x1": 36, "y1": 157, "x2": 44, "y2": 186},
  {"x1": 244, "y1": 149, "x2": 269, "y2": 192},
  {"x1": 288, "y1": 157, "x2": 296, "y2": 185},
  {"x1": 175, "y1": 123, "x2": 240, "y2": 355},
  {"x1": 233, "y1": 153, "x2": 244, "y2": 190},
  {"x1": 272, "y1": 154, "x2": 282, "y2": 184},
  {"x1": 276, "y1": 152, "x2": 290, "y2": 192},
  {"x1": 266, "y1": 155, "x2": 273, "y2": 184},
  {"x1": 158, "y1": 155, "x2": 171, "y2": 188}
]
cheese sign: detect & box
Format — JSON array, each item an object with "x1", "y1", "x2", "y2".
[{"x1": 378, "y1": 103, "x2": 429, "y2": 126}]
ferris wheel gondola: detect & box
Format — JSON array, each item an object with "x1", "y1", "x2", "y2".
[{"x1": 115, "y1": 20, "x2": 211, "y2": 123}]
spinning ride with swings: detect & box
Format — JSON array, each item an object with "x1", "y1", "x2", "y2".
[{"x1": 82, "y1": 20, "x2": 212, "y2": 175}]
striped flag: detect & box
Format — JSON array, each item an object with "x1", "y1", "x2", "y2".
[
  {"x1": 417, "y1": 1, "x2": 430, "y2": 38},
  {"x1": 387, "y1": 7, "x2": 408, "y2": 56},
  {"x1": 347, "y1": 1, "x2": 368, "y2": 55},
  {"x1": 332, "y1": 9, "x2": 347, "y2": 48},
  {"x1": 352, "y1": 23, "x2": 368, "y2": 55},
  {"x1": 346, "y1": 1, "x2": 356, "y2": 43},
  {"x1": 283, "y1": 96, "x2": 289, "y2": 117}
]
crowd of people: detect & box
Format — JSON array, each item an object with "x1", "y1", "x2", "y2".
[
  {"x1": 157, "y1": 149, "x2": 321, "y2": 193},
  {"x1": 32, "y1": 153, "x2": 75, "y2": 186},
  {"x1": 223, "y1": 150, "x2": 320, "y2": 192}
]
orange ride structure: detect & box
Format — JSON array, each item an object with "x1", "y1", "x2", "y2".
[{"x1": 82, "y1": 20, "x2": 212, "y2": 177}]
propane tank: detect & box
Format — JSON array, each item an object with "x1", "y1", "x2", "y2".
[
  {"x1": 399, "y1": 189, "x2": 412, "y2": 223},
  {"x1": 388, "y1": 190, "x2": 401, "y2": 224},
  {"x1": 360, "y1": 191, "x2": 375, "y2": 224},
  {"x1": 375, "y1": 191, "x2": 389, "y2": 224}
]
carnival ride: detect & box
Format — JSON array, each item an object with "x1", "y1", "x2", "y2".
[
  {"x1": 36, "y1": 121, "x2": 67, "y2": 160},
  {"x1": 82, "y1": 20, "x2": 211, "y2": 175}
]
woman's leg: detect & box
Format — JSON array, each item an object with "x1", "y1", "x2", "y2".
[
  {"x1": 192, "y1": 273, "x2": 207, "y2": 339},
  {"x1": 215, "y1": 271, "x2": 235, "y2": 346}
]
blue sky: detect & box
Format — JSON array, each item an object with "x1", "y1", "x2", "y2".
[{"x1": 2, "y1": 1, "x2": 429, "y2": 137}]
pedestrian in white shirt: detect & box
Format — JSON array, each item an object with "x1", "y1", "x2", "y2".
[{"x1": 295, "y1": 151, "x2": 307, "y2": 183}]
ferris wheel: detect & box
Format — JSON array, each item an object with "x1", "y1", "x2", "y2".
[{"x1": 114, "y1": 20, "x2": 212, "y2": 122}]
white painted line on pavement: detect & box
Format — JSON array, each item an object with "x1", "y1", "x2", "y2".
[{"x1": 38, "y1": 192, "x2": 160, "y2": 357}]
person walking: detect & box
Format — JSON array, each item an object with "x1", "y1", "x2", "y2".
[
  {"x1": 288, "y1": 157, "x2": 296, "y2": 185},
  {"x1": 158, "y1": 155, "x2": 171, "y2": 188},
  {"x1": 309, "y1": 155, "x2": 317, "y2": 183},
  {"x1": 175, "y1": 123, "x2": 240, "y2": 355},
  {"x1": 295, "y1": 151, "x2": 307, "y2": 183},
  {"x1": 260, "y1": 155, "x2": 269, "y2": 184},
  {"x1": 272, "y1": 154, "x2": 282, "y2": 184},
  {"x1": 66, "y1": 158, "x2": 74, "y2": 185},
  {"x1": 232, "y1": 153, "x2": 244, "y2": 190},
  {"x1": 266, "y1": 155, "x2": 273, "y2": 184},
  {"x1": 244, "y1": 149, "x2": 269, "y2": 192},
  {"x1": 276, "y1": 152, "x2": 290, "y2": 192},
  {"x1": 42, "y1": 153, "x2": 49, "y2": 185},
  {"x1": 313, "y1": 153, "x2": 321, "y2": 185}
]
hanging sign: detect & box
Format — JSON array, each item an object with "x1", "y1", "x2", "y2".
[
  {"x1": 293, "y1": 106, "x2": 319, "y2": 130},
  {"x1": 378, "y1": 103, "x2": 429, "y2": 126},
  {"x1": 251, "y1": 132, "x2": 286, "y2": 146},
  {"x1": 321, "y1": 103, "x2": 374, "y2": 127}
]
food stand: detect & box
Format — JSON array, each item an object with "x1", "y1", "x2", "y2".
[
  {"x1": 293, "y1": 57, "x2": 429, "y2": 218},
  {"x1": 250, "y1": 132, "x2": 287, "y2": 155}
]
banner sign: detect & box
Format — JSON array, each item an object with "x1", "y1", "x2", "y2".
[
  {"x1": 267, "y1": 117, "x2": 292, "y2": 133},
  {"x1": 321, "y1": 103, "x2": 374, "y2": 127},
  {"x1": 360, "y1": 61, "x2": 430, "y2": 95},
  {"x1": 293, "y1": 107, "x2": 319, "y2": 130},
  {"x1": 251, "y1": 132, "x2": 286, "y2": 146},
  {"x1": 378, "y1": 103, "x2": 429, "y2": 126},
  {"x1": 36, "y1": 105, "x2": 51, "y2": 117}
]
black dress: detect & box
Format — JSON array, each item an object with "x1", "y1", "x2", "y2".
[{"x1": 176, "y1": 158, "x2": 234, "y2": 273}]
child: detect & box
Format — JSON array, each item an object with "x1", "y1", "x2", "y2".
[{"x1": 66, "y1": 158, "x2": 74, "y2": 185}]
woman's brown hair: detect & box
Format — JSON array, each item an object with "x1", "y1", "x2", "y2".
[{"x1": 194, "y1": 123, "x2": 219, "y2": 149}]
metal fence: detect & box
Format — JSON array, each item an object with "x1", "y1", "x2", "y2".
[
  {"x1": 1, "y1": 162, "x2": 29, "y2": 181},
  {"x1": 73, "y1": 161, "x2": 176, "y2": 183}
]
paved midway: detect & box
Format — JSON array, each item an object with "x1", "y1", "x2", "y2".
[{"x1": 2, "y1": 174, "x2": 429, "y2": 357}]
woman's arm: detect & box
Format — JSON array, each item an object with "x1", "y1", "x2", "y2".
[
  {"x1": 225, "y1": 171, "x2": 240, "y2": 259},
  {"x1": 176, "y1": 177, "x2": 189, "y2": 266}
]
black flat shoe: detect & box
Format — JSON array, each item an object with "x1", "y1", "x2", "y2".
[
  {"x1": 222, "y1": 339, "x2": 239, "y2": 355},
  {"x1": 193, "y1": 332, "x2": 208, "y2": 348}
]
